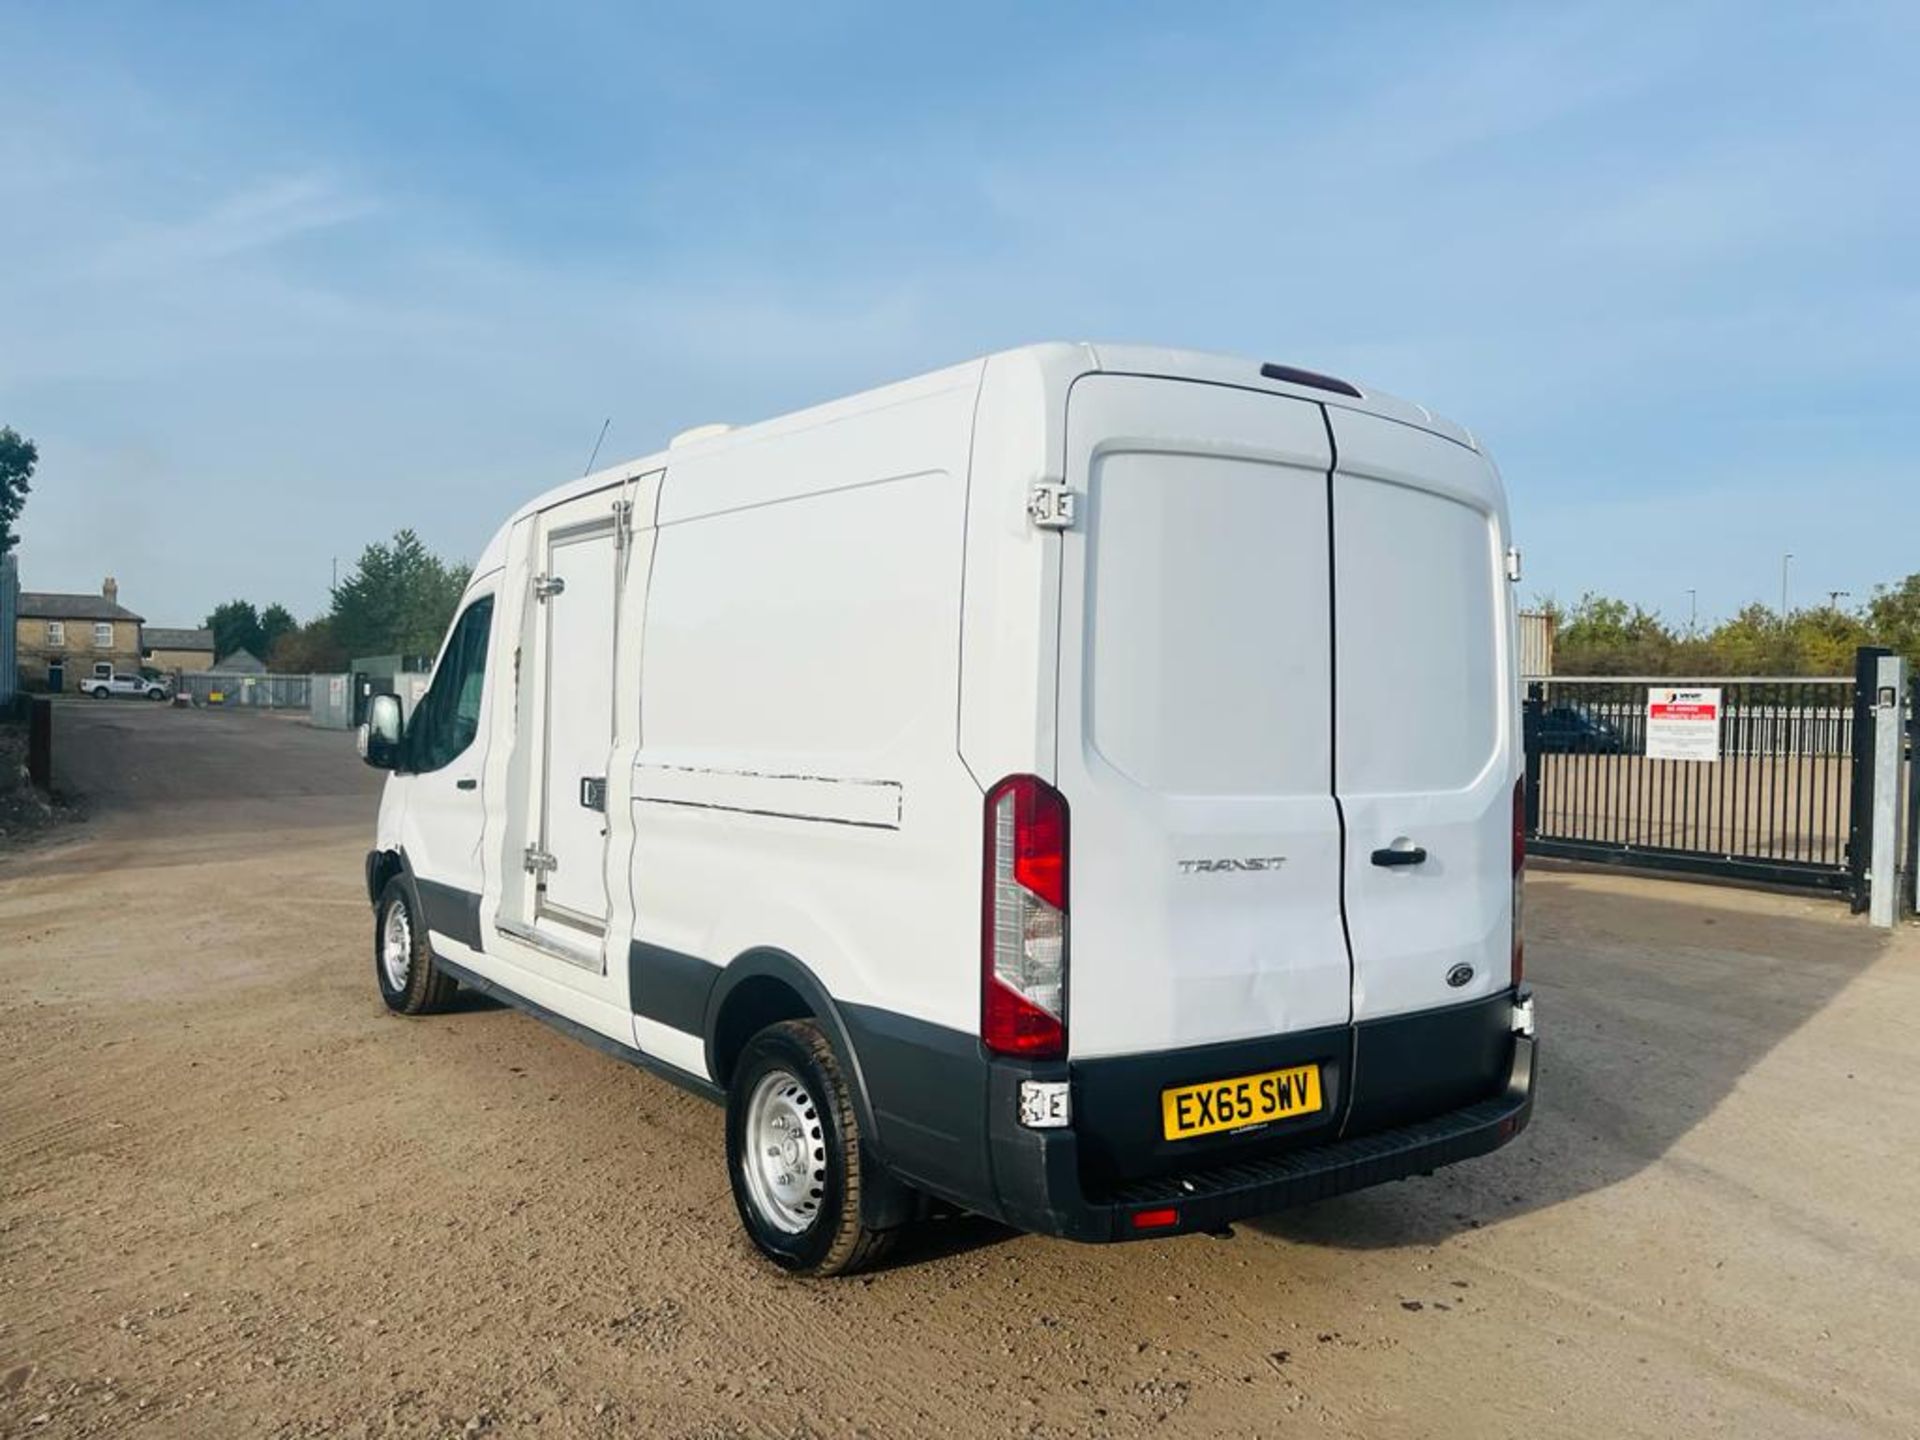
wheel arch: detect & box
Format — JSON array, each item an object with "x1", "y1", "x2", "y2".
[{"x1": 704, "y1": 948, "x2": 881, "y2": 1154}]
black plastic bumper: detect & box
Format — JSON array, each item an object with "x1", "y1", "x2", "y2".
[{"x1": 986, "y1": 1021, "x2": 1535, "y2": 1244}]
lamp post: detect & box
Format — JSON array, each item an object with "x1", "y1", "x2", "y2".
[{"x1": 1780, "y1": 553, "x2": 1793, "y2": 621}]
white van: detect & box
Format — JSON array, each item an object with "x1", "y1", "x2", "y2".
[{"x1": 361, "y1": 343, "x2": 1536, "y2": 1275}]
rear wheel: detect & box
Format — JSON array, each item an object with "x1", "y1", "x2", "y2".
[
  {"x1": 725, "y1": 1019, "x2": 894, "y2": 1277},
  {"x1": 373, "y1": 876, "x2": 458, "y2": 1015},
  {"x1": 89, "y1": 686, "x2": 108, "y2": 699}
]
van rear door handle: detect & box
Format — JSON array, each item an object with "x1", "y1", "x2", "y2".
[
  {"x1": 1371, "y1": 845, "x2": 1427, "y2": 867},
  {"x1": 456, "y1": 778, "x2": 477, "y2": 791}
]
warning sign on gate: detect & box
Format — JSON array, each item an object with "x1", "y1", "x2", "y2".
[{"x1": 1646, "y1": 686, "x2": 1721, "y2": 762}]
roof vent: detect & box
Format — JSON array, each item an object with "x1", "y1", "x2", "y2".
[
  {"x1": 669, "y1": 422, "x2": 733, "y2": 450},
  {"x1": 1259, "y1": 362, "x2": 1362, "y2": 399}
]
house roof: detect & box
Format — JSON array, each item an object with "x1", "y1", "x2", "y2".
[
  {"x1": 19, "y1": 591, "x2": 146, "y2": 623},
  {"x1": 214, "y1": 647, "x2": 267, "y2": 673},
  {"x1": 144, "y1": 626, "x2": 214, "y2": 652}
]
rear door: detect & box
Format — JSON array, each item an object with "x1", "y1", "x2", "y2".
[
  {"x1": 1329, "y1": 410, "x2": 1516, "y2": 1020},
  {"x1": 1056, "y1": 376, "x2": 1351, "y2": 1060}
]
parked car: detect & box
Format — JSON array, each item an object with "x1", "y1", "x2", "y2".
[
  {"x1": 86, "y1": 672, "x2": 168, "y2": 700},
  {"x1": 1535, "y1": 703, "x2": 1626, "y2": 754},
  {"x1": 359, "y1": 343, "x2": 1535, "y2": 1276}
]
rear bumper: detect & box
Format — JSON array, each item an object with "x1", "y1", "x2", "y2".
[{"x1": 982, "y1": 998, "x2": 1535, "y2": 1243}]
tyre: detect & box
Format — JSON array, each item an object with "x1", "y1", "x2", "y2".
[
  {"x1": 373, "y1": 876, "x2": 459, "y2": 1015},
  {"x1": 725, "y1": 1019, "x2": 896, "y2": 1277},
  {"x1": 90, "y1": 686, "x2": 108, "y2": 699},
  {"x1": 146, "y1": 689, "x2": 166, "y2": 701}
]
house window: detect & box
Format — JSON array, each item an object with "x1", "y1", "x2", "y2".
[
  {"x1": 94, "y1": 622, "x2": 114, "y2": 649},
  {"x1": 46, "y1": 621, "x2": 65, "y2": 647}
]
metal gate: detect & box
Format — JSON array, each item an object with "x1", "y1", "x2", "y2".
[{"x1": 1523, "y1": 674, "x2": 1861, "y2": 894}]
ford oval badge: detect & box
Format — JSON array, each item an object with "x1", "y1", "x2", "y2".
[{"x1": 1445, "y1": 963, "x2": 1475, "y2": 989}]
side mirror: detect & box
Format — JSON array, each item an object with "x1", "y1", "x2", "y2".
[{"x1": 359, "y1": 692, "x2": 405, "y2": 770}]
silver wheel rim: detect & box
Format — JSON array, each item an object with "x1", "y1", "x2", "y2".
[
  {"x1": 381, "y1": 901, "x2": 412, "y2": 993},
  {"x1": 741, "y1": 1068, "x2": 828, "y2": 1234}
]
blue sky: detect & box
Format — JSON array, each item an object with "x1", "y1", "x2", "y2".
[{"x1": 3, "y1": 1, "x2": 1916, "y2": 630}]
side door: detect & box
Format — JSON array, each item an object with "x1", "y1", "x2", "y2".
[
  {"x1": 1329, "y1": 409, "x2": 1517, "y2": 1021},
  {"x1": 397, "y1": 590, "x2": 499, "y2": 951},
  {"x1": 496, "y1": 481, "x2": 648, "y2": 972}
]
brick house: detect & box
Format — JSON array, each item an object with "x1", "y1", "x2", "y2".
[
  {"x1": 14, "y1": 578, "x2": 146, "y2": 693},
  {"x1": 143, "y1": 626, "x2": 216, "y2": 675}
]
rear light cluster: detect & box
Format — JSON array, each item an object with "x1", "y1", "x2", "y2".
[
  {"x1": 1511, "y1": 777, "x2": 1526, "y2": 986},
  {"x1": 982, "y1": 775, "x2": 1068, "y2": 1060}
]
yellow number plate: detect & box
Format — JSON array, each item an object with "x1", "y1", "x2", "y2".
[{"x1": 1161, "y1": 1064, "x2": 1322, "y2": 1141}]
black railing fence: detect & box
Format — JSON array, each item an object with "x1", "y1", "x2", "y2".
[{"x1": 1524, "y1": 676, "x2": 1858, "y2": 891}]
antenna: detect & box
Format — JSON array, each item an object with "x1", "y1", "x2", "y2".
[{"x1": 581, "y1": 417, "x2": 612, "y2": 477}]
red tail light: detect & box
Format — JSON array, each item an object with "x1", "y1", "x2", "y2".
[
  {"x1": 982, "y1": 775, "x2": 1068, "y2": 1059},
  {"x1": 1511, "y1": 777, "x2": 1526, "y2": 986}
]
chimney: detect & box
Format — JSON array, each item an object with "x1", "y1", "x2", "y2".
[{"x1": 103, "y1": 576, "x2": 118, "y2": 607}]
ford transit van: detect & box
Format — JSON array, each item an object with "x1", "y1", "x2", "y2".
[{"x1": 361, "y1": 343, "x2": 1535, "y2": 1275}]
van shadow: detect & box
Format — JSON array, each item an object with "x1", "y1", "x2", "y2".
[{"x1": 1249, "y1": 872, "x2": 1887, "y2": 1251}]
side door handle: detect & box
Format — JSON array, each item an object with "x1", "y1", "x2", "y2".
[
  {"x1": 1370, "y1": 844, "x2": 1427, "y2": 867},
  {"x1": 455, "y1": 778, "x2": 477, "y2": 791}
]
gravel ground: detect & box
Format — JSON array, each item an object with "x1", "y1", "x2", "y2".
[{"x1": 2, "y1": 703, "x2": 1917, "y2": 1439}]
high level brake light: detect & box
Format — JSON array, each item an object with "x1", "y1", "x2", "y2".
[{"x1": 982, "y1": 775, "x2": 1068, "y2": 1060}]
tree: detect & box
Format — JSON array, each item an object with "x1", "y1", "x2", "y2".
[
  {"x1": 1555, "y1": 592, "x2": 1677, "y2": 674},
  {"x1": 328, "y1": 529, "x2": 470, "y2": 659},
  {"x1": 259, "y1": 603, "x2": 297, "y2": 659},
  {"x1": 204, "y1": 599, "x2": 265, "y2": 663},
  {"x1": 0, "y1": 426, "x2": 36, "y2": 555},
  {"x1": 1866, "y1": 572, "x2": 1920, "y2": 668},
  {"x1": 269, "y1": 617, "x2": 348, "y2": 674}
]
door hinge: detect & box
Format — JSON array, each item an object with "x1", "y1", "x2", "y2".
[
  {"x1": 533, "y1": 574, "x2": 566, "y2": 601},
  {"x1": 1027, "y1": 484, "x2": 1077, "y2": 530},
  {"x1": 612, "y1": 498, "x2": 634, "y2": 551},
  {"x1": 1505, "y1": 547, "x2": 1523, "y2": 583},
  {"x1": 522, "y1": 845, "x2": 557, "y2": 877}
]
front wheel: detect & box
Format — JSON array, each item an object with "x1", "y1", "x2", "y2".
[
  {"x1": 725, "y1": 1019, "x2": 895, "y2": 1277},
  {"x1": 373, "y1": 876, "x2": 459, "y2": 1015},
  {"x1": 89, "y1": 687, "x2": 108, "y2": 699}
]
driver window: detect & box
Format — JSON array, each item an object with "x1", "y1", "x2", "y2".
[{"x1": 406, "y1": 596, "x2": 494, "y2": 773}]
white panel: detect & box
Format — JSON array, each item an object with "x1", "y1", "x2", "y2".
[
  {"x1": 634, "y1": 384, "x2": 984, "y2": 1032},
  {"x1": 1336, "y1": 482, "x2": 1499, "y2": 795},
  {"x1": 1087, "y1": 451, "x2": 1331, "y2": 797}
]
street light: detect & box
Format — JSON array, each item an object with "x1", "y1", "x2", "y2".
[
  {"x1": 1780, "y1": 552, "x2": 1793, "y2": 620},
  {"x1": 1686, "y1": 588, "x2": 1698, "y2": 637},
  {"x1": 1827, "y1": 589, "x2": 1851, "y2": 612}
]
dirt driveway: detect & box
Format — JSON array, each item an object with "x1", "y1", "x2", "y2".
[{"x1": 3, "y1": 705, "x2": 1918, "y2": 1439}]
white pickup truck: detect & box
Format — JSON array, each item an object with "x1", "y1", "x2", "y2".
[{"x1": 86, "y1": 672, "x2": 169, "y2": 700}]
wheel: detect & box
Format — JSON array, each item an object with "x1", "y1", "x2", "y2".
[
  {"x1": 147, "y1": 689, "x2": 166, "y2": 701},
  {"x1": 725, "y1": 1019, "x2": 896, "y2": 1277},
  {"x1": 90, "y1": 687, "x2": 108, "y2": 699},
  {"x1": 373, "y1": 876, "x2": 459, "y2": 1015}
]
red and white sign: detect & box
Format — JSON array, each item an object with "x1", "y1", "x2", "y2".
[{"x1": 1646, "y1": 686, "x2": 1721, "y2": 762}]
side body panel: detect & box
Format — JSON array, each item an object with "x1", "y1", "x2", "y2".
[{"x1": 629, "y1": 365, "x2": 989, "y2": 1076}]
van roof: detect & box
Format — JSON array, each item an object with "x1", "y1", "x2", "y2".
[{"x1": 474, "y1": 342, "x2": 1479, "y2": 577}]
